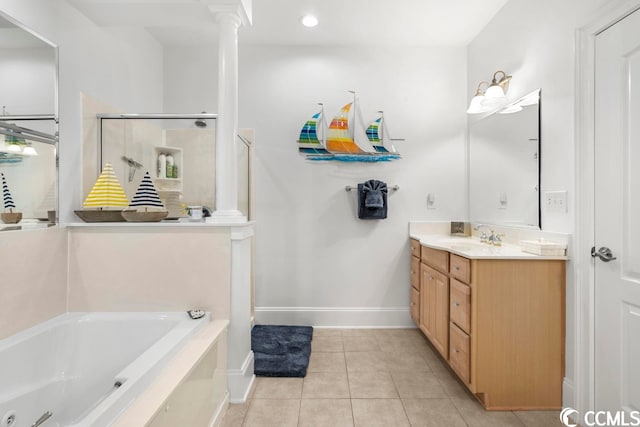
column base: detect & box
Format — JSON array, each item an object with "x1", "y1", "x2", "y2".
[
  {"x1": 228, "y1": 351, "x2": 256, "y2": 403},
  {"x1": 207, "y1": 210, "x2": 247, "y2": 224}
]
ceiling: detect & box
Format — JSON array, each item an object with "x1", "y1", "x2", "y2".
[{"x1": 68, "y1": 0, "x2": 509, "y2": 47}]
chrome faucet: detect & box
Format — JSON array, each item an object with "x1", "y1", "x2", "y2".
[{"x1": 474, "y1": 224, "x2": 493, "y2": 243}]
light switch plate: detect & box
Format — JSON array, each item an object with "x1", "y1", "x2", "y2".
[
  {"x1": 427, "y1": 193, "x2": 436, "y2": 209},
  {"x1": 545, "y1": 191, "x2": 568, "y2": 213}
]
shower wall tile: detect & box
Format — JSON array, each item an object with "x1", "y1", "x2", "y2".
[
  {"x1": 67, "y1": 226, "x2": 231, "y2": 320},
  {"x1": 0, "y1": 227, "x2": 68, "y2": 340}
]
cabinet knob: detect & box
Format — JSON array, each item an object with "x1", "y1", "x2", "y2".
[
  {"x1": 454, "y1": 302, "x2": 460, "y2": 307},
  {"x1": 455, "y1": 349, "x2": 460, "y2": 353}
]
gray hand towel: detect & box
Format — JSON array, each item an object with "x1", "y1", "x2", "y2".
[{"x1": 358, "y1": 180, "x2": 388, "y2": 219}]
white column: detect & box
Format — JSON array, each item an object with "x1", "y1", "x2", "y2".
[
  {"x1": 227, "y1": 224, "x2": 255, "y2": 402},
  {"x1": 210, "y1": 12, "x2": 246, "y2": 223}
]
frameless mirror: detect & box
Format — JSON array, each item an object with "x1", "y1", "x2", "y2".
[
  {"x1": 0, "y1": 13, "x2": 58, "y2": 230},
  {"x1": 469, "y1": 89, "x2": 541, "y2": 228}
]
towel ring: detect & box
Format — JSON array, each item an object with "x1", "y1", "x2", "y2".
[{"x1": 345, "y1": 185, "x2": 399, "y2": 192}]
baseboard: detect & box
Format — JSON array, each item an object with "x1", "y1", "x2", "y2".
[
  {"x1": 227, "y1": 351, "x2": 255, "y2": 403},
  {"x1": 563, "y1": 377, "x2": 575, "y2": 410},
  {"x1": 254, "y1": 307, "x2": 414, "y2": 327},
  {"x1": 209, "y1": 391, "x2": 229, "y2": 427}
]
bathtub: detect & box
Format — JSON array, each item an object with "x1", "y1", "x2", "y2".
[{"x1": 0, "y1": 312, "x2": 207, "y2": 427}]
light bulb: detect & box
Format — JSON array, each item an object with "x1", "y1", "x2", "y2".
[{"x1": 300, "y1": 15, "x2": 318, "y2": 27}]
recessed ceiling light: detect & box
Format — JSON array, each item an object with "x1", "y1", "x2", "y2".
[{"x1": 300, "y1": 15, "x2": 318, "y2": 28}]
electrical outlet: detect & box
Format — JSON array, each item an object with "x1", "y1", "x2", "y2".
[
  {"x1": 545, "y1": 191, "x2": 568, "y2": 213},
  {"x1": 427, "y1": 193, "x2": 436, "y2": 209}
]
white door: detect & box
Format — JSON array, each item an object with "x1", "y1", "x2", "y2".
[{"x1": 595, "y1": 8, "x2": 640, "y2": 412}]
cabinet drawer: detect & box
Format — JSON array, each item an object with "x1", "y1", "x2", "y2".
[
  {"x1": 410, "y1": 286, "x2": 420, "y2": 325},
  {"x1": 450, "y1": 254, "x2": 471, "y2": 283},
  {"x1": 411, "y1": 256, "x2": 420, "y2": 289},
  {"x1": 421, "y1": 246, "x2": 449, "y2": 273},
  {"x1": 449, "y1": 323, "x2": 470, "y2": 385},
  {"x1": 410, "y1": 239, "x2": 420, "y2": 258},
  {"x1": 450, "y1": 279, "x2": 471, "y2": 334}
]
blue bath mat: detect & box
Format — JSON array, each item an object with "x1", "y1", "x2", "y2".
[{"x1": 252, "y1": 325, "x2": 313, "y2": 377}]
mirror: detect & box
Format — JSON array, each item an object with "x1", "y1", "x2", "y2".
[
  {"x1": 469, "y1": 89, "x2": 540, "y2": 228},
  {"x1": 0, "y1": 14, "x2": 58, "y2": 230}
]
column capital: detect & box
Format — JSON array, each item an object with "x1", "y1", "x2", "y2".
[{"x1": 206, "y1": 0, "x2": 252, "y2": 26}]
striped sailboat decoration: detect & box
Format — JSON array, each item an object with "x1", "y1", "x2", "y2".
[
  {"x1": 122, "y1": 171, "x2": 168, "y2": 222},
  {"x1": 74, "y1": 163, "x2": 129, "y2": 222},
  {"x1": 1, "y1": 172, "x2": 22, "y2": 224},
  {"x1": 300, "y1": 92, "x2": 401, "y2": 162},
  {"x1": 297, "y1": 104, "x2": 329, "y2": 154},
  {"x1": 2, "y1": 173, "x2": 16, "y2": 211}
]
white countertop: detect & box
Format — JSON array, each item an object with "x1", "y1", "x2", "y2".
[{"x1": 411, "y1": 234, "x2": 568, "y2": 260}]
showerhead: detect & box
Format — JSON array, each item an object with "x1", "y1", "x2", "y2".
[{"x1": 195, "y1": 112, "x2": 207, "y2": 128}]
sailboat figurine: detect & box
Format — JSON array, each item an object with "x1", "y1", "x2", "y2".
[
  {"x1": 121, "y1": 171, "x2": 169, "y2": 222},
  {"x1": 299, "y1": 92, "x2": 401, "y2": 162},
  {"x1": 1, "y1": 172, "x2": 22, "y2": 223},
  {"x1": 74, "y1": 163, "x2": 128, "y2": 222}
]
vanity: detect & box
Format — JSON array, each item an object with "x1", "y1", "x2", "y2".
[{"x1": 410, "y1": 234, "x2": 566, "y2": 410}]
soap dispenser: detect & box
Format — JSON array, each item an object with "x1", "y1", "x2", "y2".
[{"x1": 157, "y1": 152, "x2": 166, "y2": 179}]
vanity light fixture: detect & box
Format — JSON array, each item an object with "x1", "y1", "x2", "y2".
[
  {"x1": 466, "y1": 81, "x2": 491, "y2": 114},
  {"x1": 21, "y1": 145, "x2": 38, "y2": 156},
  {"x1": 480, "y1": 70, "x2": 512, "y2": 107},
  {"x1": 300, "y1": 14, "x2": 318, "y2": 27}
]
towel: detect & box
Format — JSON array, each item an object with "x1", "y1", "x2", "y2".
[{"x1": 358, "y1": 179, "x2": 388, "y2": 219}]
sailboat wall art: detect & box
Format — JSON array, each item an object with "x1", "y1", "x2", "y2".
[
  {"x1": 296, "y1": 93, "x2": 402, "y2": 162},
  {"x1": 74, "y1": 162, "x2": 128, "y2": 222},
  {"x1": 121, "y1": 171, "x2": 169, "y2": 222},
  {"x1": 1, "y1": 172, "x2": 22, "y2": 223}
]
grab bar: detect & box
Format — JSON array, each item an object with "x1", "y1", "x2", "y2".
[{"x1": 31, "y1": 411, "x2": 52, "y2": 427}]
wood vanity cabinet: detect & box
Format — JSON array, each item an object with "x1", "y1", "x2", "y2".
[
  {"x1": 410, "y1": 239, "x2": 421, "y2": 325},
  {"x1": 411, "y1": 239, "x2": 566, "y2": 410}
]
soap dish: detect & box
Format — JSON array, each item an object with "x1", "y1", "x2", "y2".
[{"x1": 520, "y1": 239, "x2": 567, "y2": 256}]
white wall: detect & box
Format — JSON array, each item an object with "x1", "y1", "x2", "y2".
[
  {"x1": 0, "y1": 0, "x2": 164, "y2": 224},
  {"x1": 467, "y1": 0, "x2": 614, "y2": 408},
  {"x1": 239, "y1": 46, "x2": 467, "y2": 325}
]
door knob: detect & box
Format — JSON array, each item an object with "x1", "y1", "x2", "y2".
[{"x1": 591, "y1": 246, "x2": 617, "y2": 262}]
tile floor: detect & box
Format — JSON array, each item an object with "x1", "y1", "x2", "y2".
[{"x1": 221, "y1": 328, "x2": 563, "y2": 427}]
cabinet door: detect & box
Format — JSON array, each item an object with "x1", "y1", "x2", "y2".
[
  {"x1": 420, "y1": 263, "x2": 449, "y2": 358},
  {"x1": 410, "y1": 286, "x2": 420, "y2": 326}
]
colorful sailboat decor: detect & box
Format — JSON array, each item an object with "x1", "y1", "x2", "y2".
[
  {"x1": 297, "y1": 93, "x2": 402, "y2": 163},
  {"x1": 1, "y1": 172, "x2": 22, "y2": 223},
  {"x1": 297, "y1": 105, "x2": 329, "y2": 154},
  {"x1": 74, "y1": 163, "x2": 128, "y2": 222},
  {"x1": 122, "y1": 171, "x2": 168, "y2": 222}
]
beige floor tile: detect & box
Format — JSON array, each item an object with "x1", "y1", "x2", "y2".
[
  {"x1": 402, "y1": 398, "x2": 468, "y2": 427},
  {"x1": 391, "y1": 371, "x2": 448, "y2": 399},
  {"x1": 351, "y1": 398, "x2": 410, "y2": 427},
  {"x1": 514, "y1": 410, "x2": 563, "y2": 427},
  {"x1": 345, "y1": 351, "x2": 388, "y2": 372},
  {"x1": 243, "y1": 399, "x2": 300, "y2": 427},
  {"x1": 438, "y1": 376, "x2": 474, "y2": 399},
  {"x1": 382, "y1": 350, "x2": 431, "y2": 372},
  {"x1": 427, "y1": 358, "x2": 456, "y2": 379},
  {"x1": 252, "y1": 377, "x2": 303, "y2": 399},
  {"x1": 343, "y1": 336, "x2": 380, "y2": 352},
  {"x1": 376, "y1": 336, "x2": 419, "y2": 352},
  {"x1": 452, "y1": 397, "x2": 526, "y2": 427},
  {"x1": 342, "y1": 328, "x2": 377, "y2": 337},
  {"x1": 302, "y1": 372, "x2": 350, "y2": 398},
  {"x1": 298, "y1": 399, "x2": 354, "y2": 427},
  {"x1": 221, "y1": 402, "x2": 250, "y2": 427},
  {"x1": 311, "y1": 336, "x2": 344, "y2": 352},
  {"x1": 313, "y1": 328, "x2": 342, "y2": 337},
  {"x1": 308, "y1": 352, "x2": 346, "y2": 372},
  {"x1": 348, "y1": 371, "x2": 399, "y2": 398}
]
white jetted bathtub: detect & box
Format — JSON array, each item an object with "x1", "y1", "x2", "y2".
[{"x1": 0, "y1": 312, "x2": 207, "y2": 427}]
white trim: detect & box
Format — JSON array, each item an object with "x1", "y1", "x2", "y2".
[
  {"x1": 254, "y1": 307, "x2": 414, "y2": 328},
  {"x1": 209, "y1": 391, "x2": 229, "y2": 427},
  {"x1": 230, "y1": 223, "x2": 255, "y2": 240},
  {"x1": 575, "y1": 0, "x2": 640, "y2": 414},
  {"x1": 227, "y1": 351, "x2": 255, "y2": 403}
]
